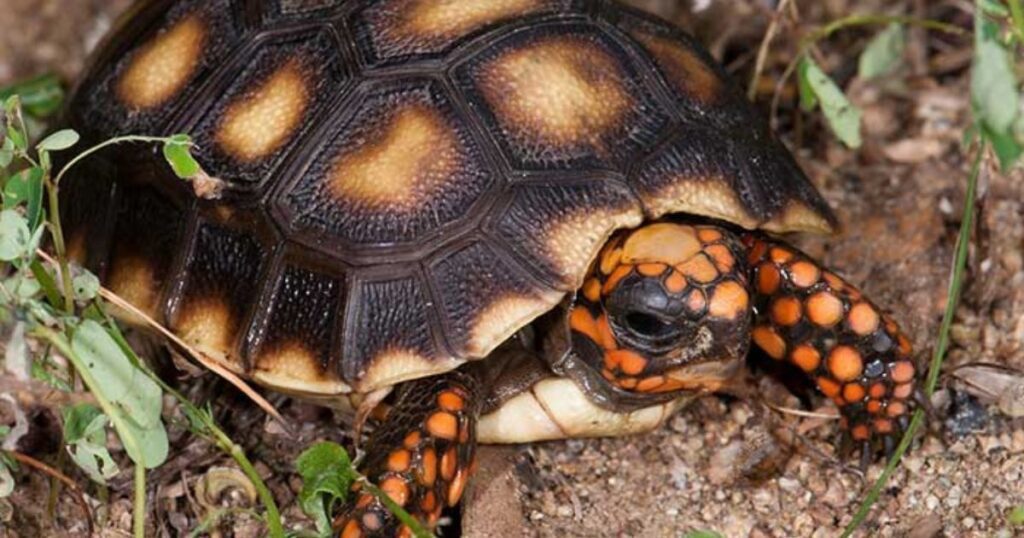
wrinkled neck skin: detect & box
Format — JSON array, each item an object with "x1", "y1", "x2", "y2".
[{"x1": 546, "y1": 221, "x2": 752, "y2": 412}]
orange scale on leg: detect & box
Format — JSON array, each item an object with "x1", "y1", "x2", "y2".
[
  {"x1": 770, "y1": 296, "x2": 802, "y2": 326},
  {"x1": 752, "y1": 326, "x2": 786, "y2": 360},
  {"x1": 889, "y1": 361, "x2": 915, "y2": 384},
  {"x1": 757, "y1": 264, "x2": 781, "y2": 295},
  {"x1": 817, "y1": 377, "x2": 841, "y2": 398},
  {"x1": 355, "y1": 494, "x2": 374, "y2": 509},
  {"x1": 848, "y1": 303, "x2": 880, "y2": 335},
  {"x1": 788, "y1": 261, "x2": 821, "y2": 288},
  {"x1": 851, "y1": 424, "x2": 870, "y2": 441},
  {"x1": 866, "y1": 400, "x2": 882, "y2": 413},
  {"x1": 440, "y1": 447, "x2": 458, "y2": 481},
  {"x1": 419, "y1": 448, "x2": 437, "y2": 486},
  {"x1": 665, "y1": 271, "x2": 687, "y2": 294},
  {"x1": 790, "y1": 344, "x2": 820, "y2": 372},
  {"x1": 403, "y1": 431, "x2": 421, "y2": 449},
  {"x1": 897, "y1": 335, "x2": 913, "y2": 356},
  {"x1": 387, "y1": 449, "x2": 411, "y2": 472},
  {"x1": 447, "y1": 468, "x2": 470, "y2": 507},
  {"x1": 869, "y1": 383, "x2": 887, "y2": 399},
  {"x1": 362, "y1": 512, "x2": 383, "y2": 531},
  {"x1": 842, "y1": 383, "x2": 866, "y2": 403},
  {"x1": 438, "y1": 390, "x2": 465, "y2": 412},
  {"x1": 601, "y1": 368, "x2": 615, "y2": 381},
  {"x1": 380, "y1": 477, "x2": 410, "y2": 506},
  {"x1": 426, "y1": 412, "x2": 458, "y2": 440},
  {"x1": 342, "y1": 519, "x2": 362, "y2": 538},
  {"x1": 822, "y1": 271, "x2": 845, "y2": 291},
  {"x1": 807, "y1": 291, "x2": 844, "y2": 327},
  {"x1": 421, "y1": 491, "x2": 437, "y2": 513},
  {"x1": 602, "y1": 264, "x2": 633, "y2": 295},
  {"x1": 874, "y1": 418, "x2": 893, "y2": 433},
  {"x1": 747, "y1": 240, "x2": 768, "y2": 263},
  {"x1": 827, "y1": 346, "x2": 863, "y2": 382},
  {"x1": 638, "y1": 263, "x2": 668, "y2": 277},
  {"x1": 769, "y1": 247, "x2": 793, "y2": 264},
  {"x1": 893, "y1": 382, "x2": 914, "y2": 399},
  {"x1": 886, "y1": 401, "x2": 907, "y2": 417}
]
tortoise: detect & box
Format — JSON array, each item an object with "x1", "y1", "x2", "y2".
[{"x1": 59, "y1": 0, "x2": 921, "y2": 535}]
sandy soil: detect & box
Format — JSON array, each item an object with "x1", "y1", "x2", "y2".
[{"x1": 1, "y1": 1, "x2": 1022, "y2": 537}]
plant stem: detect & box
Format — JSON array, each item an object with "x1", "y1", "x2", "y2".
[
  {"x1": 210, "y1": 427, "x2": 286, "y2": 538},
  {"x1": 803, "y1": 14, "x2": 966, "y2": 47},
  {"x1": 1008, "y1": 0, "x2": 1024, "y2": 42},
  {"x1": 43, "y1": 172, "x2": 73, "y2": 314},
  {"x1": 31, "y1": 325, "x2": 149, "y2": 538},
  {"x1": 841, "y1": 145, "x2": 983, "y2": 537},
  {"x1": 134, "y1": 462, "x2": 146, "y2": 538},
  {"x1": 51, "y1": 135, "x2": 171, "y2": 187}
]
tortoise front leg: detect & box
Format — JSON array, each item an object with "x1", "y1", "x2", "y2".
[
  {"x1": 743, "y1": 235, "x2": 919, "y2": 462},
  {"x1": 337, "y1": 371, "x2": 480, "y2": 537}
]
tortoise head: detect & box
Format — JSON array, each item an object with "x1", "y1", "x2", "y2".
[{"x1": 564, "y1": 222, "x2": 751, "y2": 405}]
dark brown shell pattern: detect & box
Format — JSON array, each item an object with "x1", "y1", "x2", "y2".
[{"x1": 60, "y1": 0, "x2": 836, "y2": 395}]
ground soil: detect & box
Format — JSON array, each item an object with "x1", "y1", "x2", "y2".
[{"x1": 1, "y1": 1, "x2": 1022, "y2": 537}]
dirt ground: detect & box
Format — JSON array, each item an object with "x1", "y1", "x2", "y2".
[{"x1": 1, "y1": 1, "x2": 1023, "y2": 537}]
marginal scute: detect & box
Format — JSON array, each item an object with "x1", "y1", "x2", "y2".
[
  {"x1": 631, "y1": 31, "x2": 722, "y2": 105},
  {"x1": 762, "y1": 200, "x2": 836, "y2": 235},
  {"x1": 106, "y1": 257, "x2": 159, "y2": 320},
  {"x1": 468, "y1": 293, "x2": 563, "y2": 357},
  {"x1": 216, "y1": 59, "x2": 311, "y2": 162},
  {"x1": 361, "y1": 349, "x2": 461, "y2": 392},
  {"x1": 641, "y1": 176, "x2": 760, "y2": 230},
  {"x1": 117, "y1": 14, "x2": 206, "y2": 109},
  {"x1": 175, "y1": 296, "x2": 236, "y2": 360},
  {"x1": 542, "y1": 205, "x2": 643, "y2": 289},
  {"x1": 253, "y1": 342, "x2": 351, "y2": 395}
]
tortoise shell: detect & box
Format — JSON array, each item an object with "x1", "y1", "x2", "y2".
[{"x1": 61, "y1": 0, "x2": 836, "y2": 396}]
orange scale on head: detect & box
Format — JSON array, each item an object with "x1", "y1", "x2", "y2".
[
  {"x1": 570, "y1": 308, "x2": 601, "y2": 344},
  {"x1": 637, "y1": 262, "x2": 668, "y2": 277},
  {"x1": 686, "y1": 288, "x2": 707, "y2": 314},
  {"x1": 636, "y1": 375, "x2": 666, "y2": 392},
  {"x1": 790, "y1": 345, "x2": 821, "y2": 372},
  {"x1": 618, "y1": 377, "x2": 638, "y2": 389},
  {"x1": 889, "y1": 361, "x2": 915, "y2": 384},
  {"x1": 697, "y1": 228, "x2": 722, "y2": 243},
  {"x1": 827, "y1": 346, "x2": 863, "y2": 382},
  {"x1": 679, "y1": 254, "x2": 719, "y2": 284},
  {"x1": 769, "y1": 247, "x2": 793, "y2": 264},
  {"x1": 752, "y1": 326, "x2": 786, "y2": 360},
  {"x1": 665, "y1": 271, "x2": 687, "y2": 294},
  {"x1": 601, "y1": 368, "x2": 615, "y2": 381},
  {"x1": 757, "y1": 263, "x2": 781, "y2": 295},
  {"x1": 842, "y1": 383, "x2": 866, "y2": 403},
  {"x1": 599, "y1": 247, "x2": 623, "y2": 275},
  {"x1": 596, "y1": 313, "x2": 618, "y2": 350},
  {"x1": 770, "y1": 296, "x2": 802, "y2": 326},
  {"x1": 807, "y1": 291, "x2": 844, "y2": 327},
  {"x1": 602, "y1": 264, "x2": 633, "y2": 295},
  {"x1": 708, "y1": 280, "x2": 749, "y2": 320},
  {"x1": 583, "y1": 278, "x2": 602, "y2": 303},
  {"x1": 705, "y1": 244, "x2": 735, "y2": 272},
  {"x1": 610, "y1": 349, "x2": 648, "y2": 376}
]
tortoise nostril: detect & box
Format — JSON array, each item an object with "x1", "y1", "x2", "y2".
[{"x1": 625, "y1": 312, "x2": 675, "y2": 338}]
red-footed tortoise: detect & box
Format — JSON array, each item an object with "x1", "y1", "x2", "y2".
[{"x1": 60, "y1": 0, "x2": 921, "y2": 535}]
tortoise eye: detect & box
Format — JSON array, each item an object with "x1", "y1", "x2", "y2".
[{"x1": 624, "y1": 311, "x2": 675, "y2": 339}]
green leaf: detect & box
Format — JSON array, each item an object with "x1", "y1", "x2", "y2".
[
  {"x1": 73, "y1": 271, "x2": 100, "y2": 302},
  {"x1": 858, "y1": 24, "x2": 905, "y2": 79},
  {"x1": 980, "y1": 0, "x2": 1010, "y2": 16},
  {"x1": 63, "y1": 404, "x2": 120, "y2": 484},
  {"x1": 162, "y1": 136, "x2": 201, "y2": 179},
  {"x1": 684, "y1": 532, "x2": 724, "y2": 538},
  {"x1": 29, "y1": 260, "x2": 61, "y2": 308},
  {"x1": 797, "y1": 58, "x2": 818, "y2": 112},
  {"x1": 0, "y1": 75, "x2": 64, "y2": 118},
  {"x1": 1010, "y1": 506, "x2": 1024, "y2": 526},
  {"x1": 36, "y1": 129, "x2": 79, "y2": 153},
  {"x1": 4, "y1": 166, "x2": 44, "y2": 231},
  {"x1": 0, "y1": 138, "x2": 14, "y2": 168},
  {"x1": 0, "y1": 458, "x2": 13, "y2": 498},
  {"x1": 972, "y1": 39, "x2": 1020, "y2": 134},
  {"x1": 984, "y1": 123, "x2": 1024, "y2": 170},
  {"x1": 296, "y1": 442, "x2": 355, "y2": 535},
  {"x1": 800, "y1": 57, "x2": 863, "y2": 148},
  {"x1": 0, "y1": 209, "x2": 32, "y2": 261},
  {"x1": 70, "y1": 320, "x2": 168, "y2": 468}
]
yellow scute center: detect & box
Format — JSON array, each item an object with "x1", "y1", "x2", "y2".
[
  {"x1": 117, "y1": 14, "x2": 206, "y2": 110},
  {"x1": 482, "y1": 37, "x2": 630, "y2": 146},
  {"x1": 403, "y1": 0, "x2": 544, "y2": 38},
  {"x1": 215, "y1": 60, "x2": 310, "y2": 162},
  {"x1": 329, "y1": 105, "x2": 458, "y2": 208}
]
